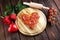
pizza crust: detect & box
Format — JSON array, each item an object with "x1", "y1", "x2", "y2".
[{"x1": 15, "y1": 8, "x2": 47, "y2": 36}]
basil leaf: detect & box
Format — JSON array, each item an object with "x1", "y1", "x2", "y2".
[
  {"x1": 3, "y1": 11, "x2": 7, "y2": 17},
  {"x1": 3, "y1": 2, "x2": 29, "y2": 17},
  {"x1": 7, "y1": 9, "x2": 15, "y2": 15},
  {"x1": 13, "y1": 6, "x2": 19, "y2": 14},
  {"x1": 6, "y1": 5, "x2": 11, "y2": 10},
  {"x1": 16, "y1": 2, "x2": 22, "y2": 8},
  {"x1": 3, "y1": 9, "x2": 15, "y2": 17},
  {"x1": 16, "y1": 2, "x2": 29, "y2": 11}
]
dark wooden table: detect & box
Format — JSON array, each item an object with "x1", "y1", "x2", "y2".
[{"x1": 0, "y1": 0, "x2": 60, "y2": 40}]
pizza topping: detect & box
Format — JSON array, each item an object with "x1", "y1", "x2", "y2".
[{"x1": 20, "y1": 12, "x2": 39, "y2": 29}]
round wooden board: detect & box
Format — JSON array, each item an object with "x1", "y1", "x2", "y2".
[{"x1": 15, "y1": 8, "x2": 47, "y2": 36}]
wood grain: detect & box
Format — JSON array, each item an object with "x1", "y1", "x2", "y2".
[
  {"x1": 0, "y1": 4, "x2": 5, "y2": 40},
  {"x1": 53, "y1": 0, "x2": 60, "y2": 10},
  {"x1": 1, "y1": 0, "x2": 12, "y2": 40},
  {"x1": 0, "y1": 0, "x2": 60, "y2": 40}
]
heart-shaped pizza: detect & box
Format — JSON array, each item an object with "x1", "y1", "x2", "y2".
[
  {"x1": 15, "y1": 8, "x2": 47, "y2": 36},
  {"x1": 20, "y1": 12, "x2": 39, "y2": 29}
]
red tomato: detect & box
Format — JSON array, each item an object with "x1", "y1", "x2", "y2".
[
  {"x1": 8, "y1": 23, "x2": 18, "y2": 32},
  {"x1": 49, "y1": 9, "x2": 53, "y2": 13},
  {"x1": 3, "y1": 16, "x2": 12, "y2": 25},
  {"x1": 49, "y1": 13, "x2": 53, "y2": 16},
  {"x1": 9, "y1": 13, "x2": 16, "y2": 20},
  {"x1": 53, "y1": 15, "x2": 56, "y2": 17},
  {"x1": 50, "y1": 7, "x2": 55, "y2": 10}
]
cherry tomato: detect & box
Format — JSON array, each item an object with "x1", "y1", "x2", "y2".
[
  {"x1": 50, "y1": 7, "x2": 54, "y2": 10},
  {"x1": 49, "y1": 13, "x2": 53, "y2": 16},
  {"x1": 53, "y1": 14, "x2": 56, "y2": 17},
  {"x1": 49, "y1": 9, "x2": 53, "y2": 13},
  {"x1": 52, "y1": 17, "x2": 55, "y2": 21}
]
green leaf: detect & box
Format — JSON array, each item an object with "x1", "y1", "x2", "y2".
[
  {"x1": 16, "y1": 2, "x2": 22, "y2": 8},
  {"x1": 3, "y1": 2, "x2": 29, "y2": 17},
  {"x1": 3, "y1": 11, "x2": 8, "y2": 17},
  {"x1": 6, "y1": 5, "x2": 11, "y2": 10},
  {"x1": 13, "y1": 6, "x2": 19, "y2": 14},
  {"x1": 19, "y1": 5, "x2": 29, "y2": 11},
  {"x1": 7, "y1": 9, "x2": 15, "y2": 15},
  {"x1": 16, "y1": 2, "x2": 29, "y2": 11},
  {"x1": 12, "y1": 8, "x2": 15, "y2": 13},
  {"x1": 3, "y1": 9, "x2": 15, "y2": 17}
]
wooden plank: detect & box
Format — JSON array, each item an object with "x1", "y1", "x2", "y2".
[
  {"x1": 46, "y1": 25, "x2": 60, "y2": 40},
  {"x1": 41, "y1": 31, "x2": 49, "y2": 40},
  {"x1": 22, "y1": 0, "x2": 31, "y2": 2},
  {"x1": 34, "y1": 34, "x2": 44, "y2": 40},
  {"x1": 34, "y1": 31, "x2": 49, "y2": 40},
  {"x1": 46, "y1": 26, "x2": 56, "y2": 40},
  {"x1": 10, "y1": 0, "x2": 18, "y2": 7},
  {"x1": 0, "y1": 19, "x2": 5, "y2": 40},
  {"x1": 10, "y1": 32, "x2": 20, "y2": 40},
  {"x1": 1, "y1": 0, "x2": 12, "y2": 40},
  {"x1": 53, "y1": 0, "x2": 60, "y2": 10},
  {"x1": 51, "y1": 25, "x2": 60, "y2": 40},
  {"x1": 3, "y1": 25, "x2": 12, "y2": 40},
  {"x1": 0, "y1": 2, "x2": 5, "y2": 40},
  {"x1": 56, "y1": 22, "x2": 60, "y2": 32},
  {"x1": 20, "y1": 33, "x2": 34, "y2": 40}
]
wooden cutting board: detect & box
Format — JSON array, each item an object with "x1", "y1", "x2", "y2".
[{"x1": 15, "y1": 8, "x2": 47, "y2": 36}]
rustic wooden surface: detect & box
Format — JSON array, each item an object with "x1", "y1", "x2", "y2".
[{"x1": 0, "y1": 0, "x2": 60, "y2": 40}]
